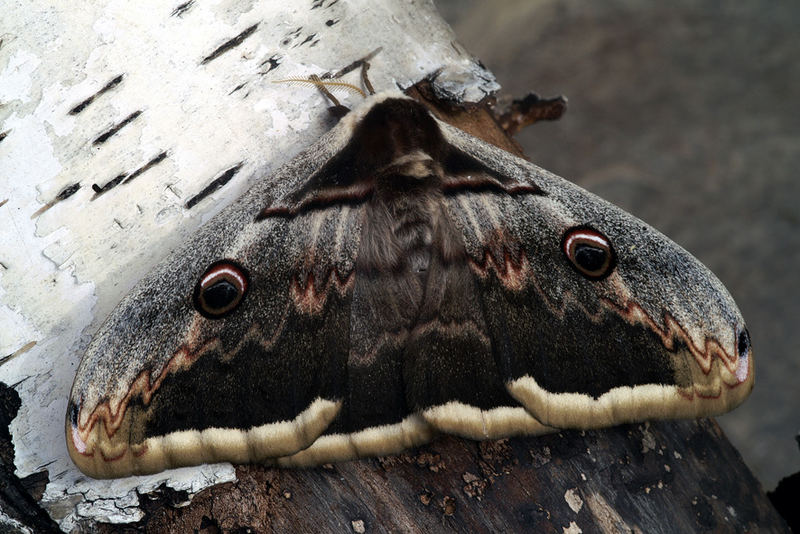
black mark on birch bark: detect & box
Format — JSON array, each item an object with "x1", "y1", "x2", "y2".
[
  {"x1": 260, "y1": 54, "x2": 282, "y2": 74},
  {"x1": 171, "y1": 0, "x2": 194, "y2": 17},
  {"x1": 202, "y1": 24, "x2": 259, "y2": 65},
  {"x1": 281, "y1": 28, "x2": 302, "y2": 47},
  {"x1": 294, "y1": 34, "x2": 317, "y2": 48},
  {"x1": 92, "y1": 174, "x2": 127, "y2": 197},
  {"x1": 229, "y1": 83, "x2": 247, "y2": 95},
  {"x1": 91, "y1": 151, "x2": 168, "y2": 198},
  {"x1": 312, "y1": 0, "x2": 339, "y2": 8},
  {"x1": 93, "y1": 110, "x2": 142, "y2": 145},
  {"x1": 30, "y1": 183, "x2": 81, "y2": 218},
  {"x1": 69, "y1": 75, "x2": 124, "y2": 115},
  {"x1": 185, "y1": 163, "x2": 244, "y2": 209},
  {"x1": 56, "y1": 183, "x2": 81, "y2": 201},
  {"x1": 123, "y1": 151, "x2": 169, "y2": 185}
]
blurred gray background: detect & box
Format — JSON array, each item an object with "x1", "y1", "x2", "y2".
[{"x1": 437, "y1": 0, "x2": 799, "y2": 489}]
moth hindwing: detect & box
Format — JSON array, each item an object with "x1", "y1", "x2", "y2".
[{"x1": 67, "y1": 92, "x2": 753, "y2": 478}]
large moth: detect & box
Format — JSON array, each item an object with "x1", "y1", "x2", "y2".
[{"x1": 67, "y1": 90, "x2": 753, "y2": 479}]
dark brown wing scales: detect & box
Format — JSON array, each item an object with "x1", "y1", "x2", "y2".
[
  {"x1": 66, "y1": 204, "x2": 362, "y2": 477},
  {"x1": 261, "y1": 98, "x2": 541, "y2": 219},
  {"x1": 322, "y1": 99, "x2": 550, "y2": 439},
  {"x1": 131, "y1": 213, "x2": 352, "y2": 442}
]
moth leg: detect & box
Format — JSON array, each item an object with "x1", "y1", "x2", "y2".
[{"x1": 359, "y1": 57, "x2": 375, "y2": 96}]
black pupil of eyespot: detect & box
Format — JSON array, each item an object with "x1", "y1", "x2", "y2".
[
  {"x1": 203, "y1": 279, "x2": 239, "y2": 310},
  {"x1": 574, "y1": 243, "x2": 607, "y2": 272},
  {"x1": 738, "y1": 330, "x2": 750, "y2": 358},
  {"x1": 69, "y1": 402, "x2": 79, "y2": 426}
]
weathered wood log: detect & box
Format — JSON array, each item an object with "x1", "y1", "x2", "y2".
[
  {"x1": 768, "y1": 434, "x2": 800, "y2": 533},
  {"x1": 88, "y1": 420, "x2": 787, "y2": 532}
]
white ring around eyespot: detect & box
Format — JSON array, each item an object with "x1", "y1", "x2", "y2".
[
  {"x1": 200, "y1": 265, "x2": 247, "y2": 290},
  {"x1": 564, "y1": 231, "x2": 609, "y2": 253}
]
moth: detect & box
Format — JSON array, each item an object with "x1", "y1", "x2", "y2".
[{"x1": 67, "y1": 88, "x2": 753, "y2": 479}]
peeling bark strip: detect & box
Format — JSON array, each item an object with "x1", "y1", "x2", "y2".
[
  {"x1": 185, "y1": 163, "x2": 244, "y2": 209},
  {"x1": 201, "y1": 24, "x2": 260, "y2": 65},
  {"x1": 69, "y1": 75, "x2": 124, "y2": 115},
  {"x1": 0, "y1": 341, "x2": 37, "y2": 367},
  {"x1": 171, "y1": 0, "x2": 194, "y2": 17},
  {"x1": 93, "y1": 110, "x2": 142, "y2": 145}
]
